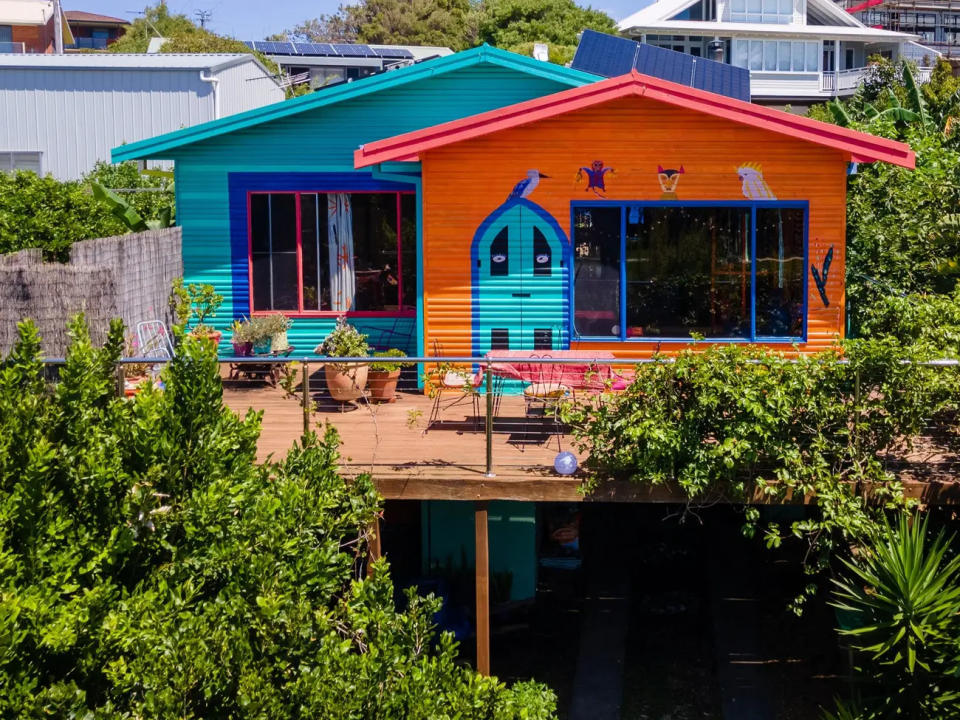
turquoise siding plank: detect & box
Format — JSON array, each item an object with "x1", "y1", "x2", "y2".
[{"x1": 173, "y1": 61, "x2": 592, "y2": 353}]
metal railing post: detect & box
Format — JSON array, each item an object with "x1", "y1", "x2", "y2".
[
  {"x1": 301, "y1": 361, "x2": 310, "y2": 437},
  {"x1": 115, "y1": 363, "x2": 124, "y2": 398},
  {"x1": 485, "y1": 364, "x2": 495, "y2": 478}
]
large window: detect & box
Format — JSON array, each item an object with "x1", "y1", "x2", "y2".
[
  {"x1": 729, "y1": 0, "x2": 794, "y2": 23},
  {"x1": 249, "y1": 191, "x2": 415, "y2": 315},
  {"x1": 0, "y1": 151, "x2": 41, "y2": 174},
  {"x1": 572, "y1": 203, "x2": 806, "y2": 341},
  {"x1": 732, "y1": 39, "x2": 819, "y2": 72}
]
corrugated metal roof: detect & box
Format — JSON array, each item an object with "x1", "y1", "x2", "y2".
[
  {"x1": 0, "y1": 53, "x2": 257, "y2": 71},
  {"x1": 354, "y1": 70, "x2": 916, "y2": 169},
  {"x1": 112, "y1": 45, "x2": 600, "y2": 162}
]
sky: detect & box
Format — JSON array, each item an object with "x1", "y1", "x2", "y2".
[{"x1": 83, "y1": 0, "x2": 649, "y2": 43}]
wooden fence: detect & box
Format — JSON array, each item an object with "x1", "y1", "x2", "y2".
[{"x1": 0, "y1": 228, "x2": 182, "y2": 355}]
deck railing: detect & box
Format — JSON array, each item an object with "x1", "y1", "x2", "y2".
[
  {"x1": 820, "y1": 65, "x2": 933, "y2": 93},
  {"x1": 0, "y1": 41, "x2": 25, "y2": 53},
  {"x1": 37, "y1": 353, "x2": 960, "y2": 493}
]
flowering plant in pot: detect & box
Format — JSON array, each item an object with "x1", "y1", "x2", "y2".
[
  {"x1": 230, "y1": 318, "x2": 256, "y2": 356},
  {"x1": 315, "y1": 318, "x2": 370, "y2": 402},
  {"x1": 258, "y1": 313, "x2": 293, "y2": 353},
  {"x1": 170, "y1": 279, "x2": 224, "y2": 346},
  {"x1": 368, "y1": 349, "x2": 410, "y2": 402}
]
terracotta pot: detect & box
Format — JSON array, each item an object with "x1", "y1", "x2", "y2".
[
  {"x1": 232, "y1": 341, "x2": 253, "y2": 356},
  {"x1": 368, "y1": 368, "x2": 401, "y2": 402},
  {"x1": 324, "y1": 363, "x2": 368, "y2": 402},
  {"x1": 191, "y1": 329, "x2": 223, "y2": 346}
]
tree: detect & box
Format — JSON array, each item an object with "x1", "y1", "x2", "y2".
[
  {"x1": 111, "y1": 2, "x2": 278, "y2": 75},
  {"x1": 808, "y1": 57, "x2": 960, "y2": 334},
  {"x1": 273, "y1": 0, "x2": 478, "y2": 51},
  {"x1": 272, "y1": 0, "x2": 617, "y2": 59},
  {"x1": 477, "y1": 0, "x2": 616, "y2": 63},
  {"x1": 0, "y1": 318, "x2": 557, "y2": 718}
]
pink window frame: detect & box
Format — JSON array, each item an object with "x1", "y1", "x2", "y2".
[{"x1": 247, "y1": 189, "x2": 416, "y2": 318}]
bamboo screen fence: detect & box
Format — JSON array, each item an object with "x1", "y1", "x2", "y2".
[{"x1": 0, "y1": 227, "x2": 182, "y2": 355}]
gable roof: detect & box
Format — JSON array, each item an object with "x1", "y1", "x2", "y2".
[
  {"x1": 354, "y1": 69, "x2": 915, "y2": 169},
  {"x1": 111, "y1": 45, "x2": 599, "y2": 162}
]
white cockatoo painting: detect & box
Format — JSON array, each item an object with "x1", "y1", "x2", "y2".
[{"x1": 736, "y1": 163, "x2": 776, "y2": 200}]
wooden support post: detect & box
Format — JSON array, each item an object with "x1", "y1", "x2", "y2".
[
  {"x1": 474, "y1": 500, "x2": 490, "y2": 675},
  {"x1": 367, "y1": 515, "x2": 381, "y2": 577},
  {"x1": 301, "y1": 362, "x2": 310, "y2": 437}
]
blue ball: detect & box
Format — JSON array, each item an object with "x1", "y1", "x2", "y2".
[{"x1": 554, "y1": 451, "x2": 578, "y2": 476}]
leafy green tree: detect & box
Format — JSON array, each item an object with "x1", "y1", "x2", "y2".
[
  {"x1": 808, "y1": 57, "x2": 960, "y2": 332},
  {"x1": 830, "y1": 514, "x2": 960, "y2": 719},
  {"x1": 110, "y1": 2, "x2": 278, "y2": 75},
  {"x1": 0, "y1": 171, "x2": 125, "y2": 259},
  {"x1": 0, "y1": 318, "x2": 556, "y2": 718},
  {"x1": 477, "y1": 0, "x2": 616, "y2": 62},
  {"x1": 273, "y1": 0, "x2": 615, "y2": 58}
]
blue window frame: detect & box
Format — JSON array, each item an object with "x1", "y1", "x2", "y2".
[{"x1": 570, "y1": 200, "x2": 808, "y2": 343}]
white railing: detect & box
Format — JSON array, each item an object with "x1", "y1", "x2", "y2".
[
  {"x1": 0, "y1": 41, "x2": 25, "y2": 54},
  {"x1": 820, "y1": 65, "x2": 933, "y2": 93}
]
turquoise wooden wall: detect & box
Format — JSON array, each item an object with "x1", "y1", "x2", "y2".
[
  {"x1": 421, "y1": 500, "x2": 538, "y2": 603},
  {"x1": 169, "y1": 62, "x2": 594, "y2": 354}
]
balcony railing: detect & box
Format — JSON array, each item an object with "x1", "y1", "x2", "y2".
[
  {"x1": 0, "y1": 41, "x2": 25, "y2": 53},
  {"x1": 821, "y1": 65, "x2": 933, "y2": 93},
  {"x1": 65, "y1": 37, "x2": 109, "y2": 50}
]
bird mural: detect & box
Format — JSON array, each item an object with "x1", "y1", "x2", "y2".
[
  {"x1": 509, "y1": 169, "x2": 550, "y2": 199},
  {"x1": 736, "y1": 162, "x2": 776, "y2": 200}
]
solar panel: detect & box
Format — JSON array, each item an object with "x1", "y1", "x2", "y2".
[
  {"x1": 252, "y1": 41, "x2": 296, "y2": 55},
  {"x1": 243, "y1": 40, "x2": 256, "y2": 51},
  {"x1": 373, "y1": 47, "x2": 414, "y2": 59},
  {"x1": 571, "y1": 29, "x2": 750, "y2": 102},
  {"x1": 571, "y1": 29, "x2": 637, "y2": 78},
  {"x1": 332, "y1": 43, "x2": 376, "y2": 57},
  {"x1": 294, "y1": 42, "x2": 337, "y2": 56}
]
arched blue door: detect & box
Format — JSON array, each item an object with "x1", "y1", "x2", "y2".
[{"x1": 471, "y1": 198, "x2": 570, "y2": 357}]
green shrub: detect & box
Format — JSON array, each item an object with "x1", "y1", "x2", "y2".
[
  {"x1": 0, "y1": 317, "x2": 556, "y2": 718},
  {"x1": 0, "y1": 171, "x2": 125, "y2": 259}
]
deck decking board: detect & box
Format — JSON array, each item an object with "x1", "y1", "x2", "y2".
[{"x1": 221, "y1": 381, "x2": 960, "y2": 504}]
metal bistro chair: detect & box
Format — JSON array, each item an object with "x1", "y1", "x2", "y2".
[
  {"x1": 426, "y1": 339, "x2": 483, "y2": 432},
  {"x1": 521, "y1": 354, "x2": 571, "y2": 439},
  {"x1": 135, "y1": 320, "x2": 174, "y2": 361}
]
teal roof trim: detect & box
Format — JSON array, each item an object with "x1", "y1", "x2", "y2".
[{"x1": 111, "y1": 45, "x2": 599, "y2": 162}]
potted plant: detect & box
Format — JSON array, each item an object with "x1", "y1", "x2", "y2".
[
  {"x1": 170, "y1": 279, "x2": 224, "y2": 346},
  {"x1": 315, "y1": 318, "x2": 369, "y2": 402},
  {"x1": 230, "y1": 318, "x2": 255, "y2": 356},
  {"x1": 258, "y1": 313, "x2": 293, "y2": 353},
  {"x1": 368, "y1": 349, "x2": 409, "y2": 402}
]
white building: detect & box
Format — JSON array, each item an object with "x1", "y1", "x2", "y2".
[
  {"x1": 0, "y1": 53, "x2": 284, "y2": 179},
  {"x1": 618, "y1": 0, "x2": 932, "y2": 104}
]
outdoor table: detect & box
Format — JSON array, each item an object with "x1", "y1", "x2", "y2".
[{"x1": 228, "y1": 346, "x2": 296, "y2": 387}]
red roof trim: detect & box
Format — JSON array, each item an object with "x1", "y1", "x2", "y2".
[{"x1": 354, "y1": 69, "x2": 915, "y2": 170}]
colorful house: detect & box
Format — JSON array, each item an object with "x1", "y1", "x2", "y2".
[
  {"x1": 111, "y1": 46, "x2": 600, "y2": 356},
  {"x1": 355, "y1": 70, "x2": 914, "y2": 356}
]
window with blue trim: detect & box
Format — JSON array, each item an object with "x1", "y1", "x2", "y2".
[{"x1": 572, "y1": 203, "x2": 805, "y2": 341}]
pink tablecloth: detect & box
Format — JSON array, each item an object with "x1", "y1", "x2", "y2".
[{"x1": 483, "y1": 350, "x2": 618, "y2": 389}]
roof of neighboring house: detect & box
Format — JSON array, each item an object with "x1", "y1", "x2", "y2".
[
  {"x1": 112, "y1": 44, "x2": 599, "y2": 162},
  {"x1": 0, "y1": 52, "x2": 268, "y2": 72},
  {"x1": 64, "y1": 10, "x2": 129, "y2": 25},
  {"x1": 620, "y1": 0, "x2": 859, "y2": 27},
  {"x1": 354, "y1": 69, "x2": 915, "y2": 169}
]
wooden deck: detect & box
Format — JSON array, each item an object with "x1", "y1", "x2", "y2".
[{"x1": 221, "y1": 372, "x2": 960, "y2": 504}]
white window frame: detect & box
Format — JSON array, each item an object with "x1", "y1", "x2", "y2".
[{"x1": 731, "y1": 39, "x2": 820, "y2": 72}]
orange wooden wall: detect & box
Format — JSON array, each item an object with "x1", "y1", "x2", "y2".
[{"x1": 420, "y1": 95, "x2": 848, "y2": 357}]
